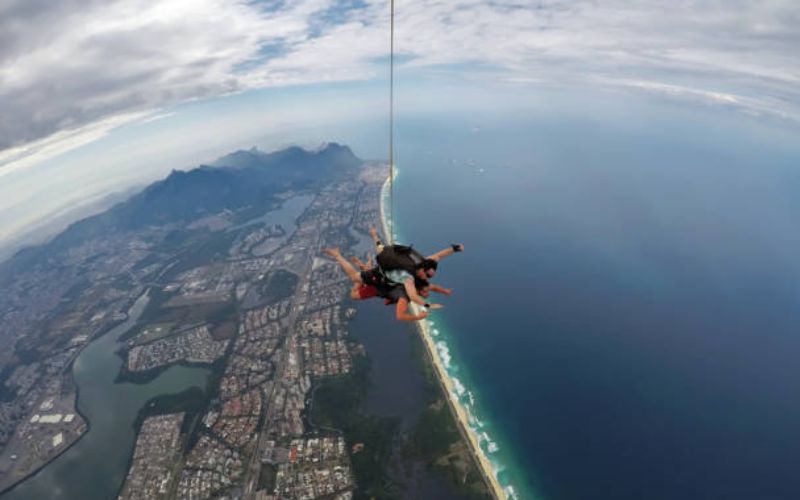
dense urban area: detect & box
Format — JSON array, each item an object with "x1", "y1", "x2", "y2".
[{"x1": 0, "y1": 145, "x2": 488, "y2": 499}]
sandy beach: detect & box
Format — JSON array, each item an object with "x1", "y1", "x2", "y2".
[{"x1": 379, "y1": 172, "x2": 507, "y2": 500}]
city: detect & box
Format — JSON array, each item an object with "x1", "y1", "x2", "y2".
[
  {"x1": 0, "y1": 155, "x2": 390, "y2": 499},
  {"x1": 117, "y1": 164, "x2": 383, "y2": 498}
]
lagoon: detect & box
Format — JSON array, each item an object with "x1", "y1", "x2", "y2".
[{"x1": 2, "y1": 293, "x2": 210, "y2": 500}]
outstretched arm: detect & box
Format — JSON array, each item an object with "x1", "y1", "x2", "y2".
[
  {"x1": 395, "y1": 298, "x2": 428, "y2": 322},
  {"x1": 403, "y1": 278, "x2": 427, "y2": 306},
  {"x1": 403, "y1": 278, "x2": 444, "y2": 309},
  {"x1": 369, "y1": 227, "x2": 385, "y2": 253},
  {"x1": 428, "y1": 283, "x2": 452, "y2": 296},
  {"x1": 427, "y1": 244, "x2": 465, "y2": 262}
]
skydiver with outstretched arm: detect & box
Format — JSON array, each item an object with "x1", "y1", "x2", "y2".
[
  {"x1": 369, "y1": 227, "x2": 464, "y2": 272},
  {"x1": 368, "y1": 227, "x2": 463, "y2": 298},
  {"x1": 350, "y1": 252, "x2": 453, "y2": 297},
  {"x1": 426, "y1": 243, "x2": 465, "y2": 265},
  {"x1": 322, "y1": 247, "x2": 443, "y2": 321}
]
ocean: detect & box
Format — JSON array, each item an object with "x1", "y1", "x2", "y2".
[{"x1": 383, "y1": 104, "x2": 800, "y2": 499}]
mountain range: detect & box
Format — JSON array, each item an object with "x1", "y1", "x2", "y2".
[{"x1": 0, "y1": 143, "x2": 362, "y2": 278}]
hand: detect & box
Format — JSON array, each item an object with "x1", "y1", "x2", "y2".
[
  {"x1": 442, "y1": 288, "x2": 453, "y2": 296},
  {"x1": 427, "y1": 303, "x2": 444, "y2": 310},
  {"x1": 452, "y1": 243, "x2": 465, "y2": 253}
]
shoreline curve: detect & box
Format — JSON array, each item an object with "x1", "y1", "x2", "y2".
[{"x1": 379, "y1": 169, "x2": 507, "y2": 500}]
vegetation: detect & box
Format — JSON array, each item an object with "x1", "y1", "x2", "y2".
[
  {"x1": 257, "y1": 463, "x2": 278, "y2": 492},
  {"x1": 256, "y1": 269, "x2": 298, "y2": 304},
  {"x1": 210, "y1": 320, "x2": 237, "y2": 340},
  {"x1": 207, "y1": 300, "x2": 237, "y2": 328},
  {"x1": 412, "y1": 400, "x2": 460, "y2": 459},
  {"x1": 165, "y1": 229, "x2": 239, "y2": 279},
  {"x1": 407, "y1": 331, "x2": 492, "y2": 499},
  {"x1": 136, "y1": 286, "x2": 175, "y2": 327},
  {"x1": 0, "y1": 365, "x2": 17, "y2": 402},
  {"x1": 141, "y1": 297, "x2": 235, "y2": 327},
  {"x1": 310, "y1": 355, "x2": 401, "y2": 500},
  {"x1": 133, "y1": 386, "x2": 209, "y2": 436}
]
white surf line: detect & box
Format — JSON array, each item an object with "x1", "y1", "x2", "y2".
[{"x1": 379, "y1": 168, "x2": 509, "y2": 500}]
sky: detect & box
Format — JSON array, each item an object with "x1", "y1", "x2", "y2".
[{"x1": 1, "y1": 0, "x2": 799, "y2": 254}]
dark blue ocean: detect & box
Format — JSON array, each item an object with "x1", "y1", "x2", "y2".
[{"x1": 370, "y1": 99, "x2": 800, "y2": 500}]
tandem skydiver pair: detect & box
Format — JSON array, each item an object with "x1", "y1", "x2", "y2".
[{"x1": 323, "y1": 227, "x2": 464, "y2": 322}]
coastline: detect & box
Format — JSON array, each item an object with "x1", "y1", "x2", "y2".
[
  {"x1": 0, "y1": 290, "x2": 209, "y2": 500},
  {"x1": 0, "y1": 310, "x2": 130, "y2": 495},
  {"x1": 0, "y1": 305, "x2": 134, "y2": 496},
  {"x1": 0, "y1": 428, "x2": 86, "y2": 497},
  {"x1": 379, "y1": 171, "x2": 507, "y2": 500}
]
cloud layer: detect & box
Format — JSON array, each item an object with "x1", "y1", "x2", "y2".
[{"x1": 1, "y1": 0, "x2": 799, "y2": 171}]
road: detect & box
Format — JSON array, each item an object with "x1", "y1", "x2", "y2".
[{"x1": 241, "y1": 227, "x2": 320, "y2": 498}]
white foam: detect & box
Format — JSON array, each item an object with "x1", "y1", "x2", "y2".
[
  {"x1": 381, "y1": 186, "x2": 522, "y2": 500},
  {"x1": 479, "y1": 430, "x2": 500, "y2": 455},
  {"x1": 436, "y1": 341, "x2": 451, "y2": 367},
  {"x1": 505, "y1": 485, "x2": 517, "y2": 499},
  {"x1": 451, "y1": 377, "x2": 466, "y2": 396}
]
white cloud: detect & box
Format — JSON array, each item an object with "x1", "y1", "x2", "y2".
[
  {"x1": 0, "y1": 0, "x2": 323, "y2": 151},
  {"x1": 0, "y1": 110, "x2": 151, "y2": 179},
  {"x1": 602, "y1": 79, "x2": 798, "y2": 122},
  {"x1": 1, "y1": 0, "x2": 799, "y2": 177}
]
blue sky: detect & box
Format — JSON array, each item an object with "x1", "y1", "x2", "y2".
[{"x1": 0, "y1": 0, "x2": 799, "y2": 253}]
